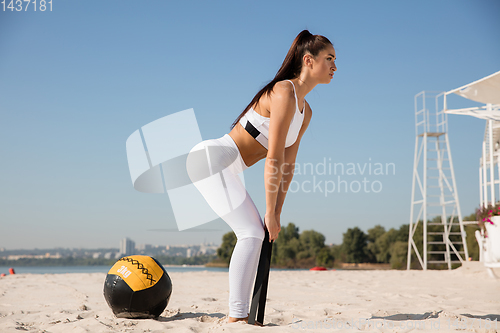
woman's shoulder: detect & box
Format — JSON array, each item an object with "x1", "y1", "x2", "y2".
[
  {"x1": 270, "y1": 80, "x2": 296, "y2": 102},
  {"x1": 256, "y1": 80, "x2": 296, "y2": 114},
  {"x1": 273, "y1": 79, "x2": 295, "y2": 92}
]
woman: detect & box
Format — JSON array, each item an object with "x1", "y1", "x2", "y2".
[{"x1": 186, "y1": 30, "x2": 336, "y2": 324}]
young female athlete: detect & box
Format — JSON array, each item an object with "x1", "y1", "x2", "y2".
[{"x1": 186, "y1": 30, "x2": 336, "y2": 324}]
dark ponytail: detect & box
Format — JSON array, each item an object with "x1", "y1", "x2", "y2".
[{"x1": 230, "y1": 30, "x2": 333, "y2": 129}]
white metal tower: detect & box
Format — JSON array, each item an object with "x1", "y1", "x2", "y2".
[
  {"x1": 442, "y1": 70, "x2": 500, "y2": 219},
  {"x1": 478, "y1": 118, "x2": 500, "y2": 209},
  {"x1": 408, "y1": 91, "x2": 469, "y2": 270}
]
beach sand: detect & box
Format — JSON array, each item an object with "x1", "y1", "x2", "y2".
[{"x1": 0, "y1": 262, "x2": 499, "y2": 332}]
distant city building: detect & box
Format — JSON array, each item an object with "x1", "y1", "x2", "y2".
[
  {"x1": 199, "y1": 243, "x2": 217, "y2": 255},
  {"x1": 0, "y1": 242, "x2": 219, "y2": 261},
  {"x1": 136, "y1": 244, "x2": 152, "y2": 251},
  {"x1": 120, "y1": 238, "x2": 135, "y2": 256}
]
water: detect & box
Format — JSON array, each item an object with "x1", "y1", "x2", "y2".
[
  {"x1": 0, "y1": 265, "x2": 229, "y2": 275},
  {"x1": 0, "y1": 266, "x2": 309, "y2": 275}
]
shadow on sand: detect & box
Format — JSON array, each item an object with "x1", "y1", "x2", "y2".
[
  {"x1": 157, "y1": 311, "x2": 226, "y2": 322},
  {"x1": 157, "y1": 312, "x2": 280, "y2": 327},
  {"x1": 371, "y1": 311, "x2": 500, "y2": 322}
]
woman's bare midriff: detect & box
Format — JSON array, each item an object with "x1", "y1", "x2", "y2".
[
  {"x1": 228, "y1": 88, "x2": 287, "y2": 167},
  {"x1": 228, "y1": 122, "x2": 268, "y2": 168}
]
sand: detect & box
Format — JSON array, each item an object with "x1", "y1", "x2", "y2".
[{"x1": 0, "y1": 262, "x2": 499, "y2": 332}]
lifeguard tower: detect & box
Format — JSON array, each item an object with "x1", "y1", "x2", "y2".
[
  {"x1": 443, "y1": 70, "x2": 500, "y2": 277},
  {"x1": 408, "y1": 91, "x2": 469, "y2": 270},
  {"x1": 443, "y1": 71, "x2": 500, "y2": 208}
]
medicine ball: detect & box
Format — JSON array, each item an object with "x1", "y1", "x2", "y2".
[{"x1": 103, "y1": 255, "x2": 172, "y2": 319}]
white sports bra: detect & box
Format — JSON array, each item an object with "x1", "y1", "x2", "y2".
[{"x1": 239, "y1": 80, "x2": 305, "y2": 149}]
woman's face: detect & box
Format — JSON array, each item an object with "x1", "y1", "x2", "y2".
[{"x1": 310, "y1": 45, "x2": 337, "y2": 84}]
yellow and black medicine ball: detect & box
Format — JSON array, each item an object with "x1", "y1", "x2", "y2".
[{"x1": 103, "y1": 255, "x2": 173, "y2": 319}]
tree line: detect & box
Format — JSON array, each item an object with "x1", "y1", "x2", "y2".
[
  {"x1": 215, "y1": 214, "x2": 480, "y2": 269},
  {"x1": 2, "y1": 216, "x2": 479, "y2": 270}
]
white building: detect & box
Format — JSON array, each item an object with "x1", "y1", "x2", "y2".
[
  {"x1": 120, "y1": 238, "x2": 135, "y2": 256},
  {"x1": 136, "y1": 244, "x2": 152, "y2": 251}
]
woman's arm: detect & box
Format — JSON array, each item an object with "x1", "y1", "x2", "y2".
[
  {"x1": 274, "y1": 102, "x2": 312, "y2": 215},
  {"x1": 264, "y1": 82, "x2": 297, "y2": 241}
]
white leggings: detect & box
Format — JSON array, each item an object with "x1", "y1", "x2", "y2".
[{"x1": 186, "y1": 134, "x2": 265, "y2": 318}]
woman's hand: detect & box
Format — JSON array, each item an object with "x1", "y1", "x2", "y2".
[{"x1": 264, "y1": 213, "x2": 281, "y2": 242}]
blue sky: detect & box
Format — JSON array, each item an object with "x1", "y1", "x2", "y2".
[{"x1": 1, "y1": 0, "x2": 499, "y2": 249}]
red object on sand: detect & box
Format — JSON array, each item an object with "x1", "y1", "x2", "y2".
[
  {"x1": 9, "y1": 268, "x2": 15, "y2": 275},
  {"x1": 310, "y1": 266, "x2": 327, "y2": 271},
  {"x1": 0, "y1": 273, "x2": 6, "y2": 277}
]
